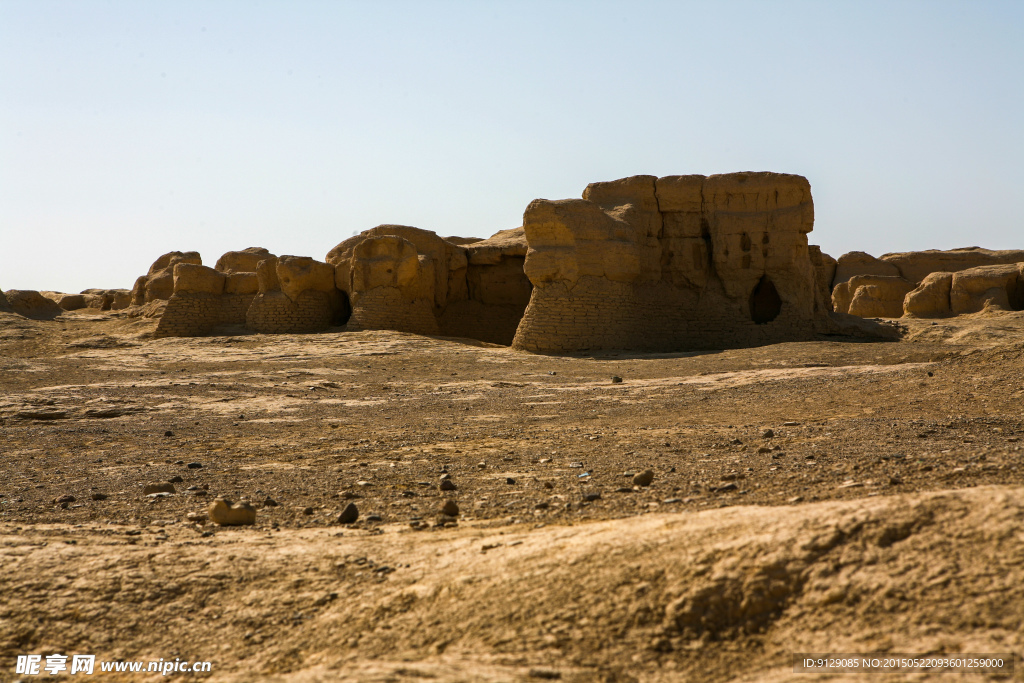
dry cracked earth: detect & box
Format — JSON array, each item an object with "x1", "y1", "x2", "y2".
[{"x1": 2, "y1": 308, "x2": 1024, "y2": 682}]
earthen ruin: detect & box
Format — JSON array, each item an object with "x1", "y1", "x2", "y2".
[
  {"x1": 831, "y1": 247, "x2": 1024, "y2": 319},
  {"x1": 7, "y1": 172, "x2": 1021, "y2": 349},
  {"x1": 511, "y1": 173, "x2": 843, "y2": 352}
]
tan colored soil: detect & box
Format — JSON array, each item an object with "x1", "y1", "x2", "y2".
[{"x1": 2, "y1": 308, "x2": 1023, "y2": 681}]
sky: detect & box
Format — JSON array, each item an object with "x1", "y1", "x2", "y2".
[{"x1": 2, "y1": 0, "x2": 1022, "y2": 293}]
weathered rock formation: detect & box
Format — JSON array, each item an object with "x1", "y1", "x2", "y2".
[
  {"x1": 47, "y1": 289, "x2": 133, "y2": 311},
  {"x1": 832, "y1": 275, "x2": 916, "y2": 319},
  {"x1": 506, "y1": 173, "x2": 843, "y2": 352},
  {"x1": 327, "y1": 224, "x2": 532, "y2": 345},
  {"x1": 880, "y1": 247, "x2": 1024, "y2": 285},
  {"x1": 0, "y1": 289, "x2": 12, "y2": 313},
  {"x1": 834, "y1": 247, "x2": 1024, "y2": 319},
  {"x1": 903, "y1": 264, "x2": 1024, "y2": 318},
  {"x1": 131, "y1": 251, "x2": 202, "y2": 305},
  {"x1": 3, "y1": 290, "x2": 63, "y2": 320},
  {"x1": 152, "y1": 246, "x2": 352, "y2": 338},
  {"x1": 247, "y1": 255, "x2": 348, "y2": 334}
]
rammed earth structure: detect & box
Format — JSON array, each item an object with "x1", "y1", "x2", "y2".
[{"x1": 129, "y1": 172, "x2": 899, "y2": 350}]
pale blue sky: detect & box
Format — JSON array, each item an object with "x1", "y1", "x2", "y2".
[{"x1": 2, "y1": 0, "x2": 1022, "y2": 292}]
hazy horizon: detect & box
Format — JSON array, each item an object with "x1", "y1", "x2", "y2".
[{"x1": 3, "y1": 0, "x2": 1023, "y2": 293}]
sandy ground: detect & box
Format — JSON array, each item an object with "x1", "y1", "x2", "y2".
[{"x1": 1, "y1": 308, "x2": 1023, "y2": 681}]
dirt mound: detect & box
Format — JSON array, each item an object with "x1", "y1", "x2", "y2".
[{"x1": 1, "y1": 486, "x2": 1021, "y2": 682}]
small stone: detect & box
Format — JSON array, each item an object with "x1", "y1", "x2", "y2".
[
  {"x1": 168, "y1": 475, "x2": 184, "y2": 483},
  {"x1": 662, "y1": 498, "x2": 683, "y2": 504},
  {"x1": 783, "y1": 421, "x2": 801, "y2": 427},
  {"x1": 583, "y1": 492, "x2": 601, "y2": 502},
  {"x1": 91, "y1": 492, "x2": 108, "y2": 501},
  {"x1": 208, "y1": 498, "x2": 256, "y2": 526},
  {"x1": 440, "y1": 479, "x2": 457, "y2": 491},
  {"x1": 337, "y1": 502, "x2": 359, "y2": 524},
  {"x1": 506, "y1": 477, "x2": 516, "y2": 485},
  {"x1": 787, "y1": 495, "x2": 803, "y2": 503},
  {"x1": 611, "y1": 376, "x2": 623, "y2": 383},
  {"x1": 164, "y1": 430, "x2": 173, "y2": 437},
  {"x1": 174, "y1": 460, "x2": 185, "y2": 465},
  {"x1": 356, "y1": 480, "x2": 372, "y2": 487},
  {"x1": 263, "y1": 496, "x2": 279, "y2": 507},
  {"x1": 53, "y1": 494, "x2": 76, "y2": 504},
  {"x1": 632, "y1": 469, "x2": 655, "y2": 487},
  {"x1": 366, "y1": 513, "x2": 382, "y2": 522},
  {"x1": 301, "y1": 506, "x2": 314, "y2": 515},
  {"x1": 761, "y1": 428, "x2": 774, "y2": 439},
  {"x1": 539, "y1": 458, "x2": 552, "y2": 464},
  {"x1": 757, "y1": 446, "x2": 772, "y2": 454},
  {"x1": 440, "y1": 472, "x2": 451, "y2": 480},
  {"x1": 186, "y1": 512, "x2": 207, "y2": 524},
  {"x1": 440, "y1": 500, "x2": 460, "y2": 517},
  {"x1": 143, "y1": 482, "x2": 176, "y2": 495},
  {"x1": 614, "y1": 487, "x2": 632, "y2": 493},
  {"x1": 477, "y1": 462, "x2": 487, "y2": 469},
  {"x1": 535, "y1": 501, "x2": 549, "y2": 510},
  {"x1": 186, "y1": 462, "x2": 203, "y2": 469},
  {"x1": 543, "y1": 481, "x2": 554, "y2": 489}
]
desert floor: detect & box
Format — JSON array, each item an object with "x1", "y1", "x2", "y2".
[{"x1": 2, "y1": 309, "x2": 1023, "y2": 682}]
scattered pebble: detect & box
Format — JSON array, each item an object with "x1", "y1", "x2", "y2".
[
  {"x1": 506, "y1": 477, "x2": 516, "y2": 485},
  {"x1": 337, "y1": 502, "x2": 359, "y2": 524},
  {"x1": 208, "y1": 498, "x2": 256, "y2": 526},
  {"x1": 301, "y1": 506, "x2": 314, "y2": 515},
  {"x1": 53, "y1": 494, "x2": 76, "y2": 504},
  {"x1": 168, "y1": 475, "x2": 184, "y2": 483},
  {"x1": 611, "y1": 376, "x2": 623, "y2": 383},
  {"x1": 583, "y1": 492, "x2": 601, "y2": 502},
  {"x1": 263, "y1": 496, "x2": 279, "y2": 507},
  {"x1": 142, "y1": 483, "x2": 176, "y2": 495},
  {"x1": 762, "y1": 428, "x2": 775, "y2": 438},
  {"x1": 186, "y1": 462, "x2": 203, "y2": 469},
  {"x1": 632, "y1": 469, "x2": 655, "y2": 487},
  {"x1": 440, "y1": 479, "x2": 457, "y2": 491},
  {"x1": 440, "y1": 500, "x2": 460, "y2": 517},
  {"x1": 366, "y1": 513, "x2": 382, "y2": 522},
  {"x1": 91, "y1": 492, "x2": 108, "y2": 501}
]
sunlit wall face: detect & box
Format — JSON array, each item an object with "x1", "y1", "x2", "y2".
[{"x1": 2, "y1": 0, "x2": 1022, "y2": 293}]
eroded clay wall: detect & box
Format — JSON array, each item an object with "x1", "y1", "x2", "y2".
[
  {"x1": 246, "y1": 290, "x2": 345, "y2": 334},
  {"x1": 511, "y1": 172, "x2": 826, "y2": 353}
]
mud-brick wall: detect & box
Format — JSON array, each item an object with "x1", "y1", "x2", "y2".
[
  {"x1": 153, "y1": 293, "x2": 257, "y2": 338},
  {"x1": 246, "y1": 290, "x2": 341, "y2": 334},
  {"x1": 220, "y1": 294, "x2": 255, "y2": 324},
  {"x1": 438, "y1": 299, "x2": 525, "y2": 345},
  {"x1": 346, "y1": 287, "x2": 440, "y2": 336},
  {"x1": 511, "y1": 276, "x2": 818, "y2": 353}
]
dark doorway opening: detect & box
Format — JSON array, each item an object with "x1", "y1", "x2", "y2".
[{"x1": 750, "y1": 275, "x2": 782, "y2": 324}]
